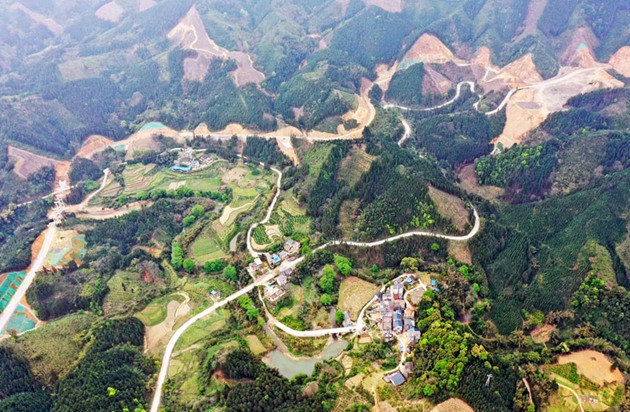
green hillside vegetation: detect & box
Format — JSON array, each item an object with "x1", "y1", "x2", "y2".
[{"x1": 471, "y1": 170, "x2": 629, "y2": 333}]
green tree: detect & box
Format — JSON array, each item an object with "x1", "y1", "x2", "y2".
[
  {"x1": 320, "y1": 294, "x2": 332, "y2": 306},
  {"x1": 223, "y1": 265, "x2": 238, "y2": 282},
  {"x1": 183, "y1": 258, "x2": 195, "y2": 273},
  {"x1": 371, "y1": 264, "x2": 379, "y2": 273},
  {"x1": 318, "y1": 265, "x2": 336, "y2": 294},
  {"x1": 431, "y1": 243, "x2": 440, "y2": 252},
  {"x1": 335, "y1": 310, "x2": 345, "y2": 324},
  {"x1": 191, "y1": 205, "x2": 205, "y2": 217},
  {"x1": 334, "y1": 255, "x2": 352, "y2": 276},
  {"x1": 182, "y1": 215, "x2": 196, "y2": 227},
  {"x1": 400, "y1": 257, "x2": 419, "y2": 271},
  {"x1": 204, "y1": 259, "x2": 225, "y2": 274},
  {"x1": 171, "y1": 242, "x2": 184, "y2": 269}
]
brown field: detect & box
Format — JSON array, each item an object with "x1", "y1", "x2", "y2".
[
  {"x1": 530, "y1": 324, "x2": 554, "y2": 343},
  {"x1": 95, "y1": 1, "x2": 125, "y2": 23},
  {"x1": 228, "y1": 51, "x2": 265, "y2": 86},
  {"x1": 364, "y1": 0, "x2": 403, "y2": 13},
  {"x1": 338, "y1": 277, "x2": 379, "y2": 320},
  {"x1": 7, "y1": 146, "x2": 58, "y2": 178},
  {"x1": 10, "y1": 2, "x2": 63, "y2": 36},
  {"x1": 456, "y1": 164, "x2": 504, "y2": 202},
  {"x1": 403, "y1": 34, "x2": 460, "y2": 65},
  {"x1": 428, "y1": 185, "x2": 469, "y2": 231},
  {"x1": 515, "y1": 0, "x2": 548, "y2": 42},
  {"x1": 448, "y1": 241, "x2": 472, "y2": 265},
  {"x1": 75, "y1": 135, "x2": 115, "y2": 159},
  {"x1": 609, "y1": 46, "x2": 630, "y2": 77},
  {"x1": 54, "y1": 161, "x2": 71, "y2": 188},
  {"x1": 137, "y1": 0, "x2": 155, "y2": 12},
  {"x1": 432, "y1": 398, "x2": 475, "y2": 412},
  {"x1": 168, "y1": 6, "x2": 264, "y2": 85},
  {"x1": 557, "y1": 350, "x2": 625, "y2": 386}
]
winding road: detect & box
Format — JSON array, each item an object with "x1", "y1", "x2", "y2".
[{"x1": 151, "y1": 156, "x2": 481, "y2": 411}]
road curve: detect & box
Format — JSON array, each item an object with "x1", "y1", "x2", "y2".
[
  {"x1": 384, "y1": 81, "x2": 476, "y2": 112},
  {"x1": 557, "y1": 382, "x2": 584, "y2": 412},
  {"x1": 149, "y1": 271, "x2": 276, "y2": 412},
  {"x1": 246, "y1": 165, "x2": 282, "y2": 257}
]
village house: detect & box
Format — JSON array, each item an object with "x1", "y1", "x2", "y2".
[
  {"x1": 283, "y1": 238, "x2": 301, "y2": 256},
  {"x1": 247, "y1": 257, "x2": 264, "y2": 276}
]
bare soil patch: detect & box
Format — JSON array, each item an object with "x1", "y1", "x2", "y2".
[
  {"x1": 494, "y1": 54, "x2": 542, "y2": 86},
  {"x1": 95, "y1": 1, "x2": 125, "y2": 23},
  {"x1": 137, "y1": 0, "x2": 155, "y2": 12},
  {"x1": 8, "y1": 146, "x2": 58, "y2": 179},
  {"x1": 456, "y1": 164, "x2": 504, "y2": 202},
  {"x1": 530, "y1": 324, "x2": 554, "y2": 343},
  {"x1": 427, "y1": 185, "x2": 469, "y2": 231},
  {"x1": 364, "y1": 0, "x2": 403, "y2": 13},
  {"x1": 403, "y1": 34, "x2": 460, "y2": 65},
  {"x1": 516, "y1": 0, "x2": 548, "y2": 42},
  {"x1": 10, "y1": 3, "x2": 63, "y2": 35},
  {"x1": 432, "y1": 398, "x2": 475, "y2": 412},
  {"x1": 75, "y1": 135, "x2": 115, "y2": 159},
  {"x1": 557, "y1": 350, "x2": 625, "y2": 386},
  {"x1": 609, "y1": 46, "x2": 630, "y2": 77},
  {"x1": 145, "y1": 297, "x2": 191, "y2": 354},
  {"x1": 448, "y1": 241, "x2": 472, "y2": 265},
  {"x1": 168, "y1": 181, "x2": 186, "y2": 191}
]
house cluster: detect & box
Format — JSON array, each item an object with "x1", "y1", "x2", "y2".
[
  {"x1": 247, "y1": 238, "x2": 301, "y2": 277},
  {"x1": 248, "y1": 239, "x2": 302, "y2": 303},
  {"x1": 171, "y1": 147, "x2": 213, "y2": 172},
  {"x1": 370, "y1": 276, "x2": 421, "y2": 345},
  {"x1": 384, "y1": 361, "x2": 415, "y2": 387}
]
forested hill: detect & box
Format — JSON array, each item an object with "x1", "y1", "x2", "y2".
[{"x1": 0, "y1": 0, "x2": 628, "y2": 157}]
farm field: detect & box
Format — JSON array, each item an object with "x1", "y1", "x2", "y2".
[
  {"x1": 103, "y1": 270, "x2": 165, "y2": 316},
  {"x1": 338, "y1": 277, "x2": 379, "y2": 320},
  {"x1": 174, "y1": 309, "x2": 228, "y2": 351},
  {"x1": 136, "y1": 293, "x2": 186, "y2": 327},
  {"x1": 93, "y1": 161, "x2": 227, "y2": 204},
  {"x1": 190, "y1": 163, "x2": 275, "y2": 262},
  {"x1": 546, "y1": 350, "x2": 626, "y2": 410},
  {"x1": 0, "y1": 271, "x2": 26, "y2": 312}
]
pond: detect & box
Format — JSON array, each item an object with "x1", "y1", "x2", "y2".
[
  {"x1": 264, "y1": 339, "x2": 347, "y2": 379},
  {"x1": 139, "y1": 121, "x2": 167, "y2": 131}
]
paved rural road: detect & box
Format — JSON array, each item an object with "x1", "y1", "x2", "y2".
[
  {"x1": 246, "y1": 164, "x2": 282, "y2": 257},
  {"x1": 383, "y1": 81, "x2": 476, "y2": 112},
  {"x1": 0, "y1": 223, "x2": 56, "y2": 333},
  {"x1": 151, "y1": 195, "x2": 480, "y2": 411},
  {"x1": 557, "y1": 382, "x2": 584, "y2": 412}
]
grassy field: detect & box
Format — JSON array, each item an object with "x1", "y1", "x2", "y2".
[
  {"x1": 174, "y1": 309, "x2": 228, "y2": 351},
  {"x1": 103, "y1": 270, "x2": 164, "y2": 316},
  {"x1": 168, "y1": 340, "x2": 239, "y2": 403},
  {"x1": 136, "y1": 293, "x2": 186, "y2": 326},
  {"x1": 338, "y1": 277, "x2": 379, "y2": 320},
  {"x1": 427, "y1": 185, "x2": 470, "y2": 231},
  {"x1": 338, "y1": 146, "x2": 374, "y2": 188},
  {"x1": 246, "y1": 334, "x2": 267, "y2": 355},
  {"x1": 12, "y1": 312, "x2": 97, "y2": 386},
  {"x1": 190, "y1": 225, "x2": 227, "y2": 263}
]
